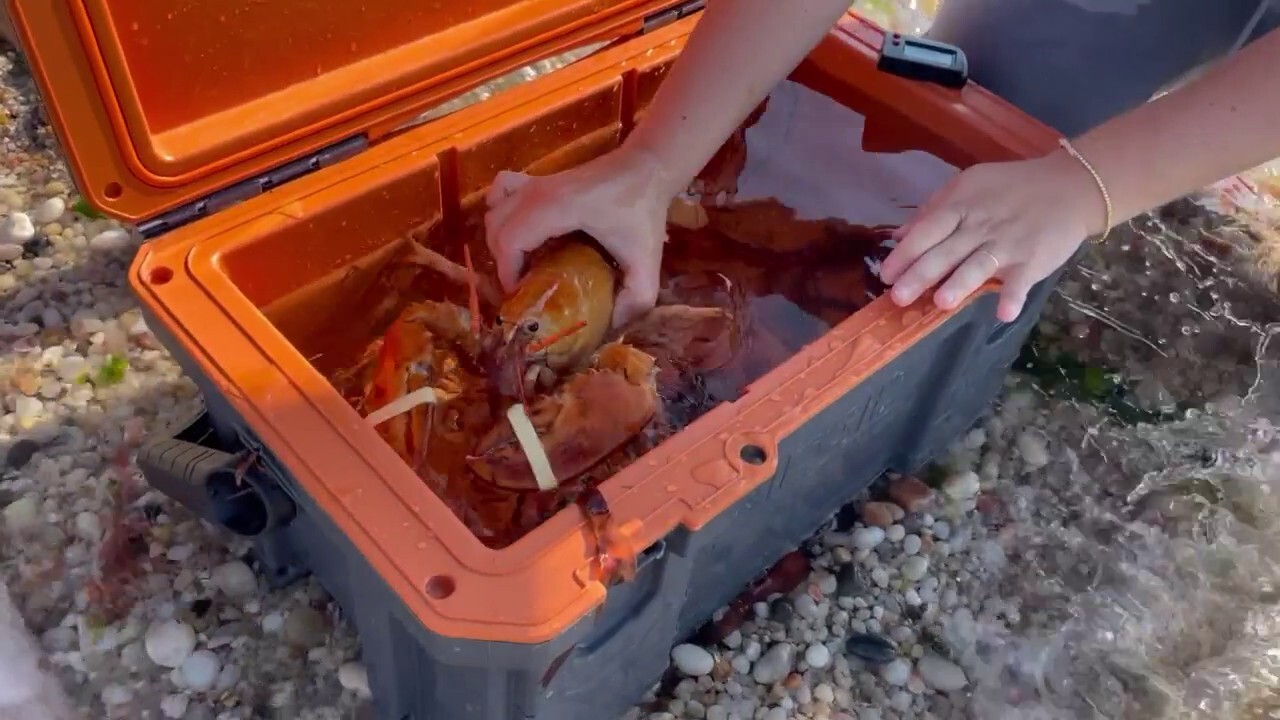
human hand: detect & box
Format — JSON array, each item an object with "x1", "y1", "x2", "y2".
[
  {"x1": 878, "y1": 151, "x2": 1105, "y2": 323},
  {"x1": 484, "y1": 147, "x2": 674, "y2": 328}
]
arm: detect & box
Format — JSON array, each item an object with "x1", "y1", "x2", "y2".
[
  {"x1": 623, "y1": 0, "x2": 856, "y2": 200},
  {"x1": 1070, "y1": 27, "x2": 1280, "y2": 232}
]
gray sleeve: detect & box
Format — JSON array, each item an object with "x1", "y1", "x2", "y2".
[{"x1": 925, "y1": 0, "x2": 1272, "y2": 137}]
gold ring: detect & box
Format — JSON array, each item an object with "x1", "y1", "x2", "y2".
[{"x1": 976, "y1": 249, "x2": 1000, "y2": 272}]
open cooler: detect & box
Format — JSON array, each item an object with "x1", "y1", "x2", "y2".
[{"x1": 8, "y1": 1, "x2": 1058, "y2": 718}]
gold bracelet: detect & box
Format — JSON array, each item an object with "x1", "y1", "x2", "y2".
[{"x1": 1058, "y1": 137, "x2": 1113, "y2": 243}]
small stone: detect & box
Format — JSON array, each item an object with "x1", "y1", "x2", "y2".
[
  {"x1": 55, "y1": 354, "x2": 89, "y2": 381},
  {"x1": 941, "y1": 471, "x2": 981, "y2": 500},
  {"x1": 672, "y1": 644, "x2": 715, "y2": 677},
  {"x1": 5, "y1": 438, "x2": 39, "y2": 470},
  {"x1": 180, "y1": 649, "x2": 221, "y2": 691},
  {"x1": 917, "y1": 654, "x2": 968, "y2": 691},
  {"x1": 90, "y1": 228, "x2": 132, "y2": 252},
  {"x1": 836, "y1": 565, "x2": 865, "y2": 598},
  {"x1": 144, "y1": 619, "x2": 197, "y2": 668},
  {"x1": 794, "y1": 594, "x2": 820, "y2": 621},
  {"x1": 161, "y1": 693, "x2": 190, "y2": 718},
  {"x1": 885, "y1": 524, "x2": 906, "y2": 543},
  {"x1": 879, "y1": 658, "x2": 912, "y2": 686},
  {"x1": 860, "y1": 502, "x2": 897, "y2": 528},
  {"x1": 765, "y1": 708, "x2": 787, "y2": 720},
  {"x1": 804, "y1": 642, "x2": 832, "y2": 669},
  {"x1": 845, "y1": 633, "x2": 897, "y2": 665},
  {"x1": 101, "y1": 684, "x2": 133, "y2": 706},
  {"x1": 814, "y1": 683, "x2": 836, "y2": 704},
  {"x1": 0, "y1": 213, "x2": 35, "y2": 244},
  {"x1": 0, "y1": 243, "x2": 22, "y2": 261},
  {"x1": 338, "y1": 662, "x2": 373, "y2": 697},
  {"x1": 283, "y1": 607, "x2": 327, "y2": 649},
  {"x1": 74, "y1": 511, "x2": 103, "y2": 542},
  {"x1": 887, "y1": 476, "x2": 934, "y2": 512},
  {"x1": 1016, "y1": 430, "x2": 1050, "y2": 468},
  {"x1": 770, "y1": 597, "x2": 795, "y2": 624},
  {"x1": 14, "y1": 396, "x2": 43, "y2": 425},
  {"x1": 752, "y1": 643, "x2": 795, "y2": 685},
  {"x1": 261, "y1": 612, "x2": 285, "y2": 633},
  {"x1": 211, "y1": 561, "x2": 258, "y2": 598},
  {"x1": 34, "y1": 197, "x2": 66, "y2": 224},
  {"x1": 902, "y1": 535, "x2": 922, "y2": 555},
  {"x1": 851, "y1": 527, "x2": 885, "y2": 550},
  {"x1": 901, "y1": 556, "x2": 930, "y2": 583},
  {"x1": 2, "y1": 495, "x2": 40, "y2": 534}
]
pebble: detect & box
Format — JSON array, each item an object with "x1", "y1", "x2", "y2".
[
  {"x1": 752, "y1": 643, "x2": 795, "y2": 684},
  {"x1": 283, "y1": 607, "x2": 327, "y2": 648},
  {"x1": 55, "y1": 354, "x2": 88, "y2": 381},
  {"x1": 794, "y1": 593, "x2": 820, "y2": 620},
  {"x1": 101, "y1": 684, "x2": 133, "y2": 706},
  {"x1": 804, "y1": 642, "x2": 832, "y2": 669},
  {"x1": 211, "y1": 561, "x2": 258, "y2": 598},
  {"x1": 2, "y1": 495, "x2": 40, "y2": 533},
  {"x1": 901, "y1": 556, "x2": 930, "y2": 582},
  {"x1": 836, "y1": 564, "x2": 865, "y2": 598},
  {"x1": 145, "y1": 619, "x2": 198, "y2": 668},
  {"x1": 1016, "y1": 431, "x2": 1050, "y2": 468},
  {"x1": 33, "y1": 197, "x2": 65, "y2": 224},
  {"x1": 941, "y1": 471, "x2": 981, "y2": 500},
  {"x1": 672, "y1": 644, "x2": 715, "y2": 677},
  {"x1": 89, "y1": 227, "x2": 133, "y2": 252},
  {"x1": 850, "y1": 527, "x2": 885, "y2": 550},
  {"x1": 902, "y1": 534, "x2": 922, "y2": 555},
  {"x1": 180, "y1": 649, "x2": 221, "y2": 691},
  {"x1": 338, "y1": 662, "x2": 372, "y2": 698},
  {"x1": 885, "y1": 524, "x2": 905, "y2": 543},
  {"x1": 0, "y1": 212, "x2": 35, "y2": 244},
  {"x1": 879, "y1": 658, "x2": 912, "y2": 686},
  {"x1": 4, "y1": 438, "x2": 39, "y2": 470},
  {"x1": 845, "y1": 632, "x2": 897, "y2": 665},
  {"x1": 917, "y1": 654, "x2": 969, "y2": 691},
  {"x1": 0, "y1": 243, "x2": 21, "y2": 261},
  {"x1": 160, "y1": 693, "x2": 190, "y2": 718},
  {"x1": 860, "y1": 501, "x2": 898, "y2": 527},
  {"x1": 887, "y1": 476, "x2": 934, "y2": 512}
]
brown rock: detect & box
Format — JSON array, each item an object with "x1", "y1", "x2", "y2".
[
  {"x1": 887, "y1": 475, "x2": 934, "y2": 513},
  {"x1": 859, "y1": 501, "x2": 898, "y2": 528},
  {"x1": 783, "y1": 672, "x2": 804, "y2": 691}
]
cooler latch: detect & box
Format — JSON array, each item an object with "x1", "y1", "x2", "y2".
[
  {"x1": 641, "y1": 0, "x2": 705, "y2": 34},
  {"x1": 136, "y1": 135, "x2": 369, "y2": 240}
]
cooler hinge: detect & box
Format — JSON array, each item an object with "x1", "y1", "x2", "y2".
[
  {"x1": 640, "y1": 0, "x2": 705, "y2": 34},
  {"x1": 137, "y1": 135, "x2": 369, "y2": 240}
]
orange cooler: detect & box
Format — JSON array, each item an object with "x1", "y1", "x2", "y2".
[{"x1": 8, "y1": 2, "x2": 1057, "y2": 719}]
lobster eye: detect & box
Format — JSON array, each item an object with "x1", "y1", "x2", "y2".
[{"x1": 524, "y1": 320, "x2": 540, "y2": 334}]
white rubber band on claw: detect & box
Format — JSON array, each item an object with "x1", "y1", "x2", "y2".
[
  {"x1": 364, "y1": 387, "x2": 450, "y2": 427},
  {"x1": 506, "y1": 404, "x2": 559, "y2": 491}
]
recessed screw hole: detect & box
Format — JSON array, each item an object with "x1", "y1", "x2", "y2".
[
  {"x1": 740, "y1": 444, "x2": 767, "y2": 465},
  {"x1": 149, "y1": 266, "x2": 174, "y2": 285},
  {"x1": 104, "y1": 182, "x2": 123, "y2": 200},
  {"x1": 425, "y1": 575, "x2": 456, "y2": 599}
]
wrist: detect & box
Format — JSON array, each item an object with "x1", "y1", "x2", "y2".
[
  {"x1": 1045, "y1": 144, "x2": 1111, "y2": 238},
  {"x1": 618, "y1": 133, "x2": 685, "y2": 202}
]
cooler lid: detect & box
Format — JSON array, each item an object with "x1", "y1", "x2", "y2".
[{"x1": 6, "y1": 0, "x2": 699, "y2": 228}]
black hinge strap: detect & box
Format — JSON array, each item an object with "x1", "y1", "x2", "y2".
[
  {"x1": 641, "y1": 0, "x2": 706, "y2": 34},
  {"x1": 137, "y1": 135, "x2": 369, "y2": 240}
]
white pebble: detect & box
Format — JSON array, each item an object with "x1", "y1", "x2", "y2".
[
  {"x1": 211, "y1": 561, "x2": 258, "y2": 598},
  {"x1": 752, "y1": 643, "x2": 795, "y2": 685},
  {"x1": 902, "y1": 534, "x2": 922, "y2": 555},
  {"x1": 917, "y1": 654, "x2": 968, "y2": 691},
  {"x1": 804, "y1": 642, "x2": 831, "y2": 669},
  {"x1": 1016, "y1": 430, "x2": 1050, "y2": 468},
  {"x1": 338, "y1": 662, "x2": 372, "y2": 697},
  {"x1": 851, "y1": 527, "x2": 885, "y2": 550},
  {"x1": 723, "y1": 630, "x2": 742, "y2": 649},
  {"x1": 901, "y1": 556, "x2": 930, "y2": 583},
  {"x1": 706, "y1": 706, "x2": 729, "y2": 720},
  {"x1": 180, "y1": 649, "x2": 221, "y2": 691},
  {"x1": 160, "y1": 693, "x2": 190, "y2": 718},
  {"x1": 731, "y1": 653, "x2": 752, "y2": 675},
  {"x1": 101, "y1": 684, "x2": 133, "y2": 706},
  {"x1": 794, "y1": 594, "x2": 820, "y2": 620},
  {"x1": 34, "y1": 197, "x2": 66, "y2": 224},
  {"x1": 671, "y1": 644, "x2": 715, "y2": 677},
  {"x1": 932, "y1": 521, "x2": 951, "y2": 540},
  {"x1": 144, "y1": 619, "x2": 197, "y2": 668},
  {"x1": 885, "y1": 524, "x2": 906, "y2": 543},
  {"x1": 0, "y1": 243, "x2": 22, "y2": 261},
  {"x1": 55, "y1": 355, "x2": 88, "y2": 382},
  {"x1": 879, "y1": 658, "x2": 911, "y2": 686},
  {"x1": 871, "y1": 567, "x2": 889, "y2": 587},
  {"x1": 14, "y1": 396, "x2": 43, "y2": 424},
  {"x1": 74, "y1": 511, "x2": 102, "y2": 542},
  {"x1": 814, "y1": 683, "x2": 835, "y2": 704},
  {"x1": 89, "y1": 228, "x2": 133, "y2": 252},
  {"x1": 0, "y1": 213, "x2": 35, "y2": 244},
  {"x1": 2, "y1": 496, "x2": 40, "y2": 533},
  {"x1": 941, "y1": 471, "x2": 981, "y2": 500}
]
